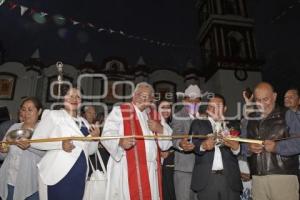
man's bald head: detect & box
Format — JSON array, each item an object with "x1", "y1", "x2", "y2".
[
  {"x1": 254, "y1": 82, "x2": 275, "y2": 94},
  {"x1": 254, "y1": 82, "x2": 277, "y2": 117}
]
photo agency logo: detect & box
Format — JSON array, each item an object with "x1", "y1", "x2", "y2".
[
  {"x1": 49, "y1": 74, "x2": 264, "y2": 125},
  {"x1": 50, "y1": 74, "x2": 136, "y2": 126}
]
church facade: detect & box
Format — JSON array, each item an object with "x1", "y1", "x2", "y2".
[{"x1": 0, "y1": 0, "x2": 262, "y2": 119}]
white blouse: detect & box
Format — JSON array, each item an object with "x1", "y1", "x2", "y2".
[{"x1": 0, "y1": 122, "x2": 45, "y2": 200}]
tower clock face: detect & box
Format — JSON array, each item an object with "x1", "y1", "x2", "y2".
[{"x1": 234, "y1": 69, "x2": 248, "y2": 81}]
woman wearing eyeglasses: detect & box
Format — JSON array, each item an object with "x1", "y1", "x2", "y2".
[{"x1": 31, "y1": 87, "x2": 100, "y2": 200}]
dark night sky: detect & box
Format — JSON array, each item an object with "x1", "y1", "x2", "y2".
[
  {"x1": 251, "y1": 0, "x2": 300, "y2": 100},
  {"x1": 0, "y1": 0, "x2": 300, "y2": 98},
  {"x1": 0, "y1": 0, "x2": 199, "y2": 70}
]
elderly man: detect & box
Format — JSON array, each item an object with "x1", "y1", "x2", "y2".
[
  {"x1": 81, "y1": 105, "x2": 97, "y2": 124},
  {"x1": 247, "y1": 82, "x2": 299, "y2": 200},
  {"x1": 285, "y1": 88, "x2": 300, "y2": 112},
  {"x1": 264, "y1": 87, "x2": 300, "y2": 155},
  {"x1": 81, "y1": 105, "x2": 110, "y2": 173},
  {"x1": 101, "y1": 82, "x2": 172, "y2": 200},
  {"x1": 172, "y1": 84, "x2": 201, "y2": 200}
]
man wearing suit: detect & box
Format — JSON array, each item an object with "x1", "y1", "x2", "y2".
[
  {"x1": 190, "y1": 94, "x2": 242, "y2": 200},
  {"x1": 172, "y1": 85, "x2": 201, "y2": 200}
]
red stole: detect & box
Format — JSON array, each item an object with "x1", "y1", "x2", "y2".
[{"x1": 120, "y1": 103, "x2": 163, "y2": 200}]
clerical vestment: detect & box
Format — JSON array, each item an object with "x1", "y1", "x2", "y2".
[{"x1": 102, "y1": 103, "x2": 172, "y2": 200}]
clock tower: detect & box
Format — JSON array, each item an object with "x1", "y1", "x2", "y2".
[{"x1": 196, "y1": 0, "x2": 262, "y2": 81}]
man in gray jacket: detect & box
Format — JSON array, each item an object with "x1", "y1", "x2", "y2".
[{"x1": 172, "y1": 85, "x2": 202, "y2": 200}]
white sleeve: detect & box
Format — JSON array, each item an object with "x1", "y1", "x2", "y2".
[
  {"x1": 101, "y1": 106, "x2": 125, "y2": 162},
  {"x1": 30, "y1": 110, "x2": 63, "y2": 150}
]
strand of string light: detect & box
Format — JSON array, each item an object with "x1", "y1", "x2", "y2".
[{"x1": 271, "y1": 0, "x2": 300, "y2": 23}]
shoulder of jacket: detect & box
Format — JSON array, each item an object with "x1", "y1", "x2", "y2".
[
  {"x1": 175, "y1": 108, "x2": 188, "y2": 116},
  {"x1": 41, "y1": 109, "x2": 65, "y2": 119},
  {"x1": 191, "y1": 118, "x2": 210, "y2": 126}
]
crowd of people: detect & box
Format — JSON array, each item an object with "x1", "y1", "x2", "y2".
[{"x1": 0, "y1": 81, "x2": 299, "y2": 200}]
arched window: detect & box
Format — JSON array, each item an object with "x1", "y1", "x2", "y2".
[{"x1": 227, "y1": 31, "x2": 246, "y2": 58}]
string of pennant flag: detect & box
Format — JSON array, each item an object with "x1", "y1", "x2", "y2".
[
  {"x1": 1, "y1": 0, "x2": 196, "y2": 49},
  {"x1": 271, "y1": 0, "x2": 300, "y2": 23}
]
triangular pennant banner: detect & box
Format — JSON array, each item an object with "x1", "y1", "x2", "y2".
[
  {"x1": 72, "y1": 20, "x2": 80, "y2": 25},
  {"x1": 88, "y1": 23, "x2": 95, "y2": 28},
  {"x1": 0, "y1": 0, "x2": 5, "y2": 6},
  {"x1": 20, "y1": 5, "x2": 28, "y2": 16},
  {"x1": 3, "y1": 2, "x2": 179, "y2": 49},
  {"x1": 98, "y1": 28, "x2": 105, "y2": 32}
]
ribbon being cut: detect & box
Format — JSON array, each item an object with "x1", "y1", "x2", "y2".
[{"x1": 0, "y1": 128, "x2": 270, "y2": 149}]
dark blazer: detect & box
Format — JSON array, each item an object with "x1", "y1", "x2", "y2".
[{"x1": 189, "y1": 119, "x2": 242, "y2": 192}]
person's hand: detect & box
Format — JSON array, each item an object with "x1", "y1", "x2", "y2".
[
  {"x1": 223, "y1": 138, "x2": 239, "y2": 151},
  {"x1": 0, "y1": 143, "x2": 9, "y2": 153},
  {"x1": 148, "y1": 120, "x2": 163, "y2": 133},
  {"x1": 179, "y1": 138, "x2": 195, "y2": 152},
  {"x1": 264, "y1": 140, "x2": 276, "y2": 153},
  {"x1": 161, "y1": 151, "x2": 170, "y2": 159},
  {"x1": 243, "y1": 90, "x2": 254, "y2": 105},
  {"x1": 248, "y1": 143, "x2": 263, "y2": 154},
  {"x1": 15, "y1": 138, "x2": 30, "y2": 150},
  {"x1": 119, "y1": 137, "x2": 136, "y2": 150},
  {"x1": 89, "y1": 121, "x2": 100, "y2": 137},
  {"x1": 62, "y1": 140, "x2": 75, "y2": 153},
  {"x1": 201, "y1": 137, "x2": 215, "y2": 151},
  {"x1": 241, "y1": 173, "x2": 251, "y2": 182}
]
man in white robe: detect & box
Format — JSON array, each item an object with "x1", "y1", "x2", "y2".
[{"x1": 102, "y1": 82, "x2": 172, "y2": 200}]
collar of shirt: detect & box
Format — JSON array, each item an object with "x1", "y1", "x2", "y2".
[
  {"x1": 133, "y1": 104, "x2": 150, "y2": 117},
  {"x1": 207, "y1": 117, "x2": 222, "y2": 132}
]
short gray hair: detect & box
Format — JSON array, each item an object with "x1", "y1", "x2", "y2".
[{"x1": 133, "y1": 82, "x2": 154, "y2": 96}]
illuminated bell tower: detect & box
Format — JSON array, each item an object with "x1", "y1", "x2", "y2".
[{"x1": 197, "y1": 0, "x2": 261, "y2": 81}]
